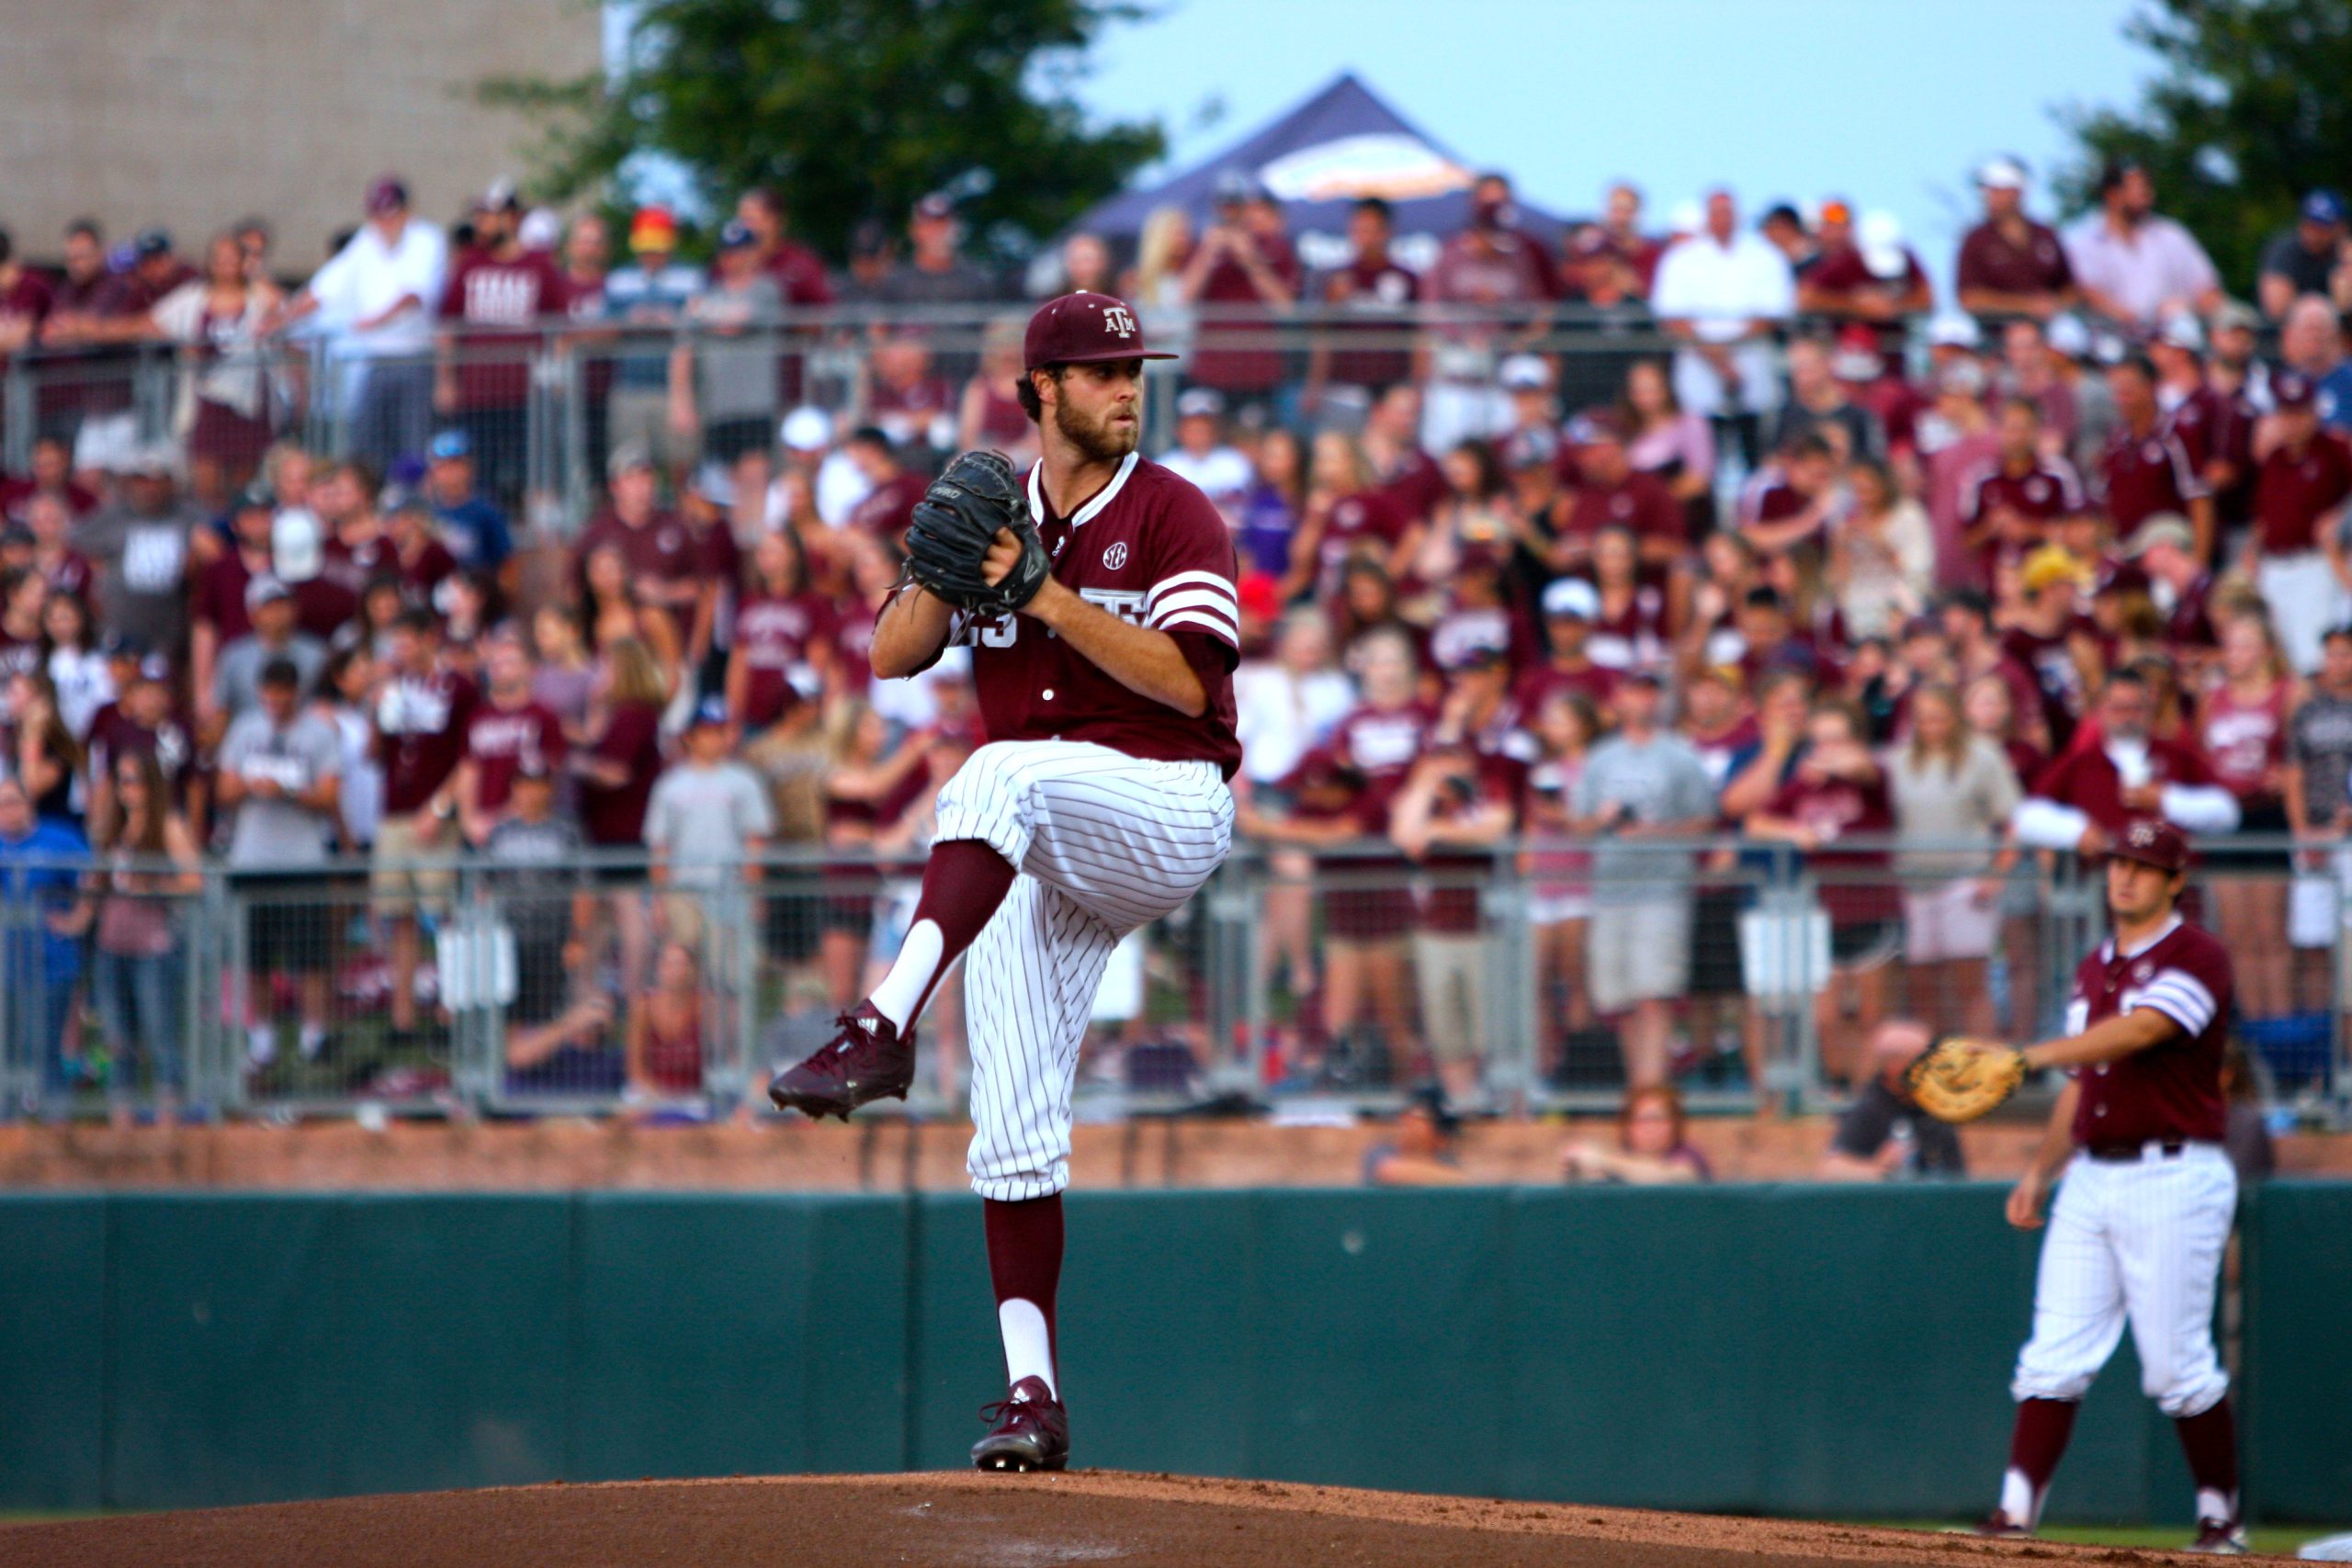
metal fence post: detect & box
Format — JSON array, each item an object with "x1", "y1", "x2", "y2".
[
  {"x1": 1480, "y1": 849, "x2": 1536, "y2": 1113},
  {"x1": 1200, "y1": 858, "x2": 1259, "y2": 1096}
]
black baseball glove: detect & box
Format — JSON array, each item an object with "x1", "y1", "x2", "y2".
[{"x1": 901, "y1": 449, "x2": 1051, "y2": 616}]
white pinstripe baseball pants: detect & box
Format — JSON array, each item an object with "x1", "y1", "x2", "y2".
[
  {"x1": 933, "y1": 739, "x2": 1235, "y2": 1201},
  {"x1": 2010, "y1": 1145, "x2": 2236, "y2": 1416}
]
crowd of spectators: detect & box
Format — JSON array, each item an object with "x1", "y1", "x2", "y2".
[{"x1": 6, "y1": 150, "x2": 2352, "y2": 1112}]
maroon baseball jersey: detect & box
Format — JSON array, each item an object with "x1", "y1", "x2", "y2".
[
  {"x1": 375, "y1": 667, "x2": 477, "y2": 815},
  {"x1": 2066, "y1": 916, "x2": 2231, "y2": 1146},
  {"x1": 2098, "y1": 423, "x2": 2205, "y2": 546},
  {"x1": 464, "y1": 696, "x2": 567, "y2": 817},
  {"x1": 2253, "y1": 429, "x2": 2352, "y2": 555},
  {"x1": 2030, "y1": 732, "x2": 2221, "y2": 833},
  {"x1": 1559, "y1": 472, "x2": 1686, "y2": 551},
  {"x1": 438, "y1": 249, "x2": 571, "y2": 408},
  {"x1": 1955, "y1": 219, "x2": 2074, "y2": 297},
  {"x1": 953, "y1": 454, "x2": 1241, "y2": 777},
  {"x1": 1320, "y1": 255, "x2": 1420, "y2": 390},
  {"x1": 1314, "y1": 488, "x2": 1411, "y2": 592},
  {"x1": 733, "y1": 589, "x2": 834, "y2": 727}
]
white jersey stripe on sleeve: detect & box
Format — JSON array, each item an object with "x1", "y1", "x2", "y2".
[
  {"x1": 2133, "y1": 972, "x2": 2216, "y2": 1035},
  {"x1": 1148, "y1": 570, "x2": 1237, "y2": 608},
  {"x1": 1147, "y1": 587, "x2": 1241, "y2": 625},
  {"x1": 1159, "y1": 608, "x2": 1241, "y2": 646}
]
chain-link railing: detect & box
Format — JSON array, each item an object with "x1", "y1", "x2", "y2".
[{"x1": 3, "y1": 837, "x2": 2346, "y2": 1125}]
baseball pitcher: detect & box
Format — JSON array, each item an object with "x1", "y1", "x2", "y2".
[{"x1": 769, "y1": 292, "x2": 1240, "y2": 1473}]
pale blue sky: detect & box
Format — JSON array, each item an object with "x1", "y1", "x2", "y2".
[{"x1": 1072, "y1": 0, "x2": 2156, "y2": 291}]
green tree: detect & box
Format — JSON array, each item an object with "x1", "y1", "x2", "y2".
[
  {"x1": 483, "y1": 0, "x2": 1163, "y2": 265},
  {"x1": 2056, "y1": 0, "x2": 2352, "y2": 298}
]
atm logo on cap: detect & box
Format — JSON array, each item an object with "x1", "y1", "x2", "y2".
[{"x1": 1102, "y1": 305, "x2": 1136, "y2": 337}]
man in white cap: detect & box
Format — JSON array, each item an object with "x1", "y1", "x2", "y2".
[{"x1": 1957, "y1": 157, "x2": 2077, "y2": 321}]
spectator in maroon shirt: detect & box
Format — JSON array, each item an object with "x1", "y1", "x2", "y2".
[
  {"x1": 842, "y1": 426, "x2": 929, "y2": 541},
  {"x1": 372, "y1": 607, "x2": 478, "y2": 1033},
  {"x1": 572, "y1": 635, "x2": 668, "y2": 997},
  {"x1": 1736, "y1": 432, "x2": 1838, "y2": 559},
  {"x1": 0, "y1": 228, "x2": 53, "y2": 370},
  {"x1": 1954, "y1": 157, "x2": 2077, "y2": 321},
  {"x1": 2149, "y1": 317, "x2": 2249, "y2": 531},
  {"x1": 1961, "y1": 398, "x2": 2086, "y2": 580},
  {"x1": 18, "y1": 491, "x2": 95, "y2": 604},
  {"x1": 1557, "y1": 410, "x2": 1685, "y2": 570},
  {"x1": 571, "y1": 445, "x2": 703, "y2": 635},
  {"x1": 384, "y1": 496, "x2": 459, "y2": 609},
  {"x1": 1519, "y1": 577, "x2": 1623, "y2": 713},
  {"x1": 2261, "y1": 370, "x2": 2352, "y2": 670},
  {"x1": 1182, "y1": 172, "x2": 1302, "y2": 404},
  {"x1": 1745, "y1": 698, "x2": 1898, "y2": 1083},
  {"x1": 190, "y1": 488, "x2": 282, "y2": 737},
  {"x1": 453, "y1": 633, "x2": 567, "y2": 849},
  {"x1": 1, "y1": 436, "x2": 98, "y2": 530},
  {"x1": 1568, "y1": 182, "x2": 1663, "y2": 299},
  {"x1": 2011, "y1": 667, "x2": 2239, "y2": 857},
  {"x1": 736, "y1": 186, "x2": 834, "y2": 309},
  {"x1": 1799, "y1": 209, "x2": 1932, "y2": 355},
  {"x1": 434, "y1": 185, "x2": 570, "y2": 507},
  {"x1": 1466, "y1": 172, "x2": 1563, "y2": 300},
  {"x1": 1306, "y1": 197, "x2": 1423, "y2": 411},
  {"x1": 2099, "y1": 354, "x2": 2212, "y2": 559}
]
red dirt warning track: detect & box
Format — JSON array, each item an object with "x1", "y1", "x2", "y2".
[{"x1": 0, "y1": 1471, "x2": 2273, "y2": 1567}]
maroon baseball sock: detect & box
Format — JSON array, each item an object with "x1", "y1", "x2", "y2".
[
  {"x1": 984, "y1": 1193, "x2": 1063, "y2": 1399},
  {"x1": 2174, "y1": 1399, "x2": 2239, "y2": 1519},
  {"x1": 1999, "y1": 1398, "x2": 2079, "y2": 1525},
  {"x1": 866, "y1": 840, "x2": 1017, "y2": 1032}
]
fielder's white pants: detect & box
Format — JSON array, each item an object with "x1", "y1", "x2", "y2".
[
  {"x1": 933, "y1": 739, "x2": 1234, "y2": 1201},
  {"x1": 2010, "y1": 1144, "x2": 2236, "y2": 1416}
]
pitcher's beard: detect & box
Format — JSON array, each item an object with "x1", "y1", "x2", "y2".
[{"x1": 1052, "y1": 397, "x2": 1138, "y2": 464}]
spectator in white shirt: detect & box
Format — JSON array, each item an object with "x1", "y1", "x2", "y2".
[
  {"x1": 1649, "y1": 188, "x2": 1794, "y2": 470},
  {"x1": 2062, "y1": 160, "x2": 2222, "y2": 329},
  {"x1": 269, "y1": 176, "x2": 448, "y2": 471},
  {"x1": 1156, "y1": 388, "x2": 1254, "y2": 515}
]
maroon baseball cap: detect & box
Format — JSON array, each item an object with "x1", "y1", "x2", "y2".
[
  {"x1": 1023, "y1": 291, "x2": 1178, "y2": 371},
  {"x1": 366, "y1": 175, "x2": 408, "y2": 215},
  {"x1": 2110, "y1": 817, "x2": 2191, "y2": 874},
  {"x1": 2273, "y1": 368, "x2": 2318, "y2": 410}
]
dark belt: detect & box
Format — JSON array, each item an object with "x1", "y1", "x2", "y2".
[{"x1": 2084, "y1": 1138, "x2": 2211, "y2": 1163}]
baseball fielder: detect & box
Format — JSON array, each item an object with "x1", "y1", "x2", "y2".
[
  {"x1": 1980, "y1": 818, "x2": 2245, "y2": 1553},
  {"x1": 770, "y1": 292, "x2": 1240, "y2": 1472}
]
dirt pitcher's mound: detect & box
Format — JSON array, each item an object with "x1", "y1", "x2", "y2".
[{"x1": 0, "y1": 1470, "x2": 2263, "y2": 1567}]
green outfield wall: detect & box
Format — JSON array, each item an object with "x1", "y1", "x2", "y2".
[{"x1": 1, "y1": 1183, "x2": 2340, "y2": 1522}]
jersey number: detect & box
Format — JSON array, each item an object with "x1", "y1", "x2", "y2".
[{"x1": 973, "y1": 589, "x2": 1148, "y2": 649}]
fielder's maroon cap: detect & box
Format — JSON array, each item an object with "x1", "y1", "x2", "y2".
[
  {"x1": 2110, "y1": 817, "x2": 2191, "y2": 874},
  {"x1": 1023, "y1": 291, "x2": 1178, "y2": 371}
]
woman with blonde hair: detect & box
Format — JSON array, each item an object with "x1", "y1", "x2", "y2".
[
  {"x1": 2199, "y1": 614, "x2": 2295, "y2": 1021},
  {"x1": 1886, "y1": 682, "x2": 2021, "y2": 1037},
  {"x1": 572, "y1": 636, "x2": 669, "y2": 998}
]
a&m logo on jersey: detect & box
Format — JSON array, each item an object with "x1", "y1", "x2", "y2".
[
  {"x1": 1102, "y1": 542, "x2": 1129, "y2": 570},
  {"x1": 1102, "y1": 305, "x2": 1137, "y2": 337}
]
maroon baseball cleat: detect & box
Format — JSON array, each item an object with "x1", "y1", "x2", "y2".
[
  {"x1": 767, "y1": 1003, "x2": 915, "y2": 1120},
  {"x1": 970, "y1": 1377, "x2": 1069, "y2": 1472}
]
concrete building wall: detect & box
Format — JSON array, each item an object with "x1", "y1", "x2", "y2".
[{"x1": 0, "y1": 0, "x2": 603, "y2": 270}]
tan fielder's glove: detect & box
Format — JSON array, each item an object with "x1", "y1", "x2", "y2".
[{"x1": 1905, "y1": 1036, "x2": 2027, "y2": 1123}]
